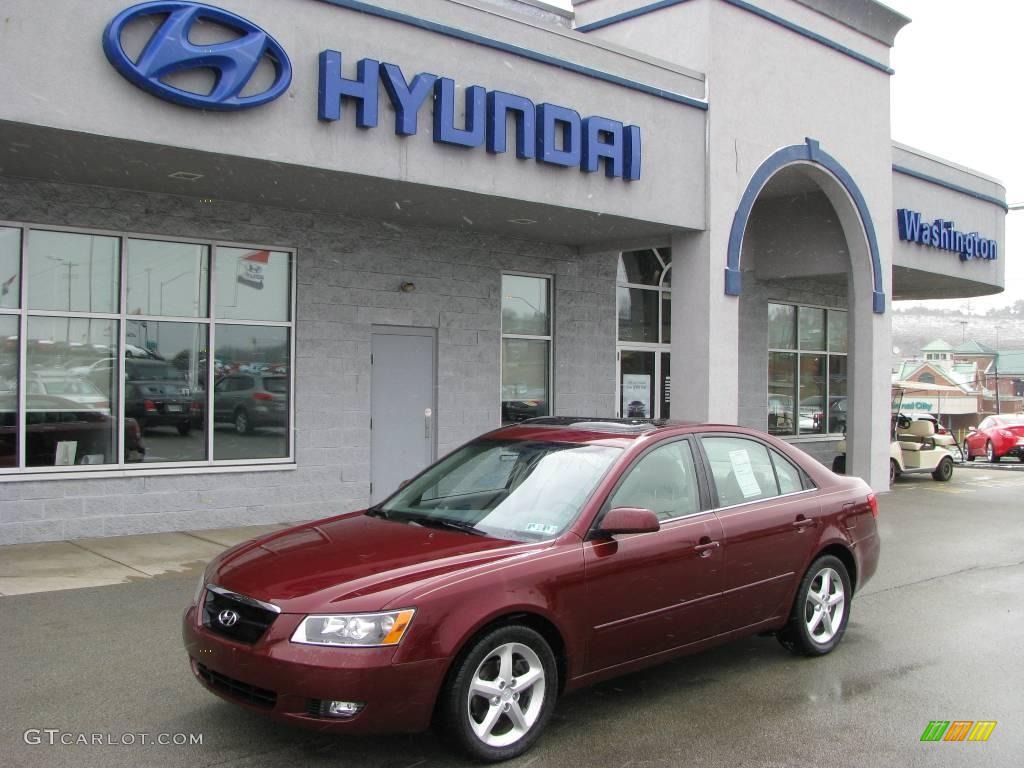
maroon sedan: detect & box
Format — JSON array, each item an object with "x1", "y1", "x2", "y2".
[
  {"x1": 183, "y1": 418, "x2": 880, "y2": 761},
  {"x1": 963, "y1": 413, "x2": 1024, "y2": 462}
]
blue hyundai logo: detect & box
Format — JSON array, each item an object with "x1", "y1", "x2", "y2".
[{"x1": 103, "y1": 1, "x2": 292, "y2": 111}]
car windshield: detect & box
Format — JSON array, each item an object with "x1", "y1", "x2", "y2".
[
  {"x1": 998, "y1": 415, "x2": 1024, "y2": 426},
  {"x1": 375, "y1": 438, "x2": 622, "y2": 542}
]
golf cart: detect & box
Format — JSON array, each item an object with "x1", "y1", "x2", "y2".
[{"x1": 832, "y1": 386, "x2": 956, "y2": 485}]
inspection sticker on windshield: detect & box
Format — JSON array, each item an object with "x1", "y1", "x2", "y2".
[
  {"x1": 525, "y1": 522, "x2": 559, "y2": 535},
  {"x1": 728, "y1": 449, "x2": 762, "y2": 499}
]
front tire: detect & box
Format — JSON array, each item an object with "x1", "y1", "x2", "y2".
[
  {"x1": 932, "y1": 456, "x2": 953, "y2": 481},
  {"x1": 778, "y1": 555, "x2": 851, "y2": 656},
  {"x1": 438, "y1": 625, "x2": 557, "y2": 762}
]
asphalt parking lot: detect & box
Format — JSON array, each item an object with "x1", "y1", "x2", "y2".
[{"x1": 2, "y1": 470, "x2": 1021, "y2": 768}]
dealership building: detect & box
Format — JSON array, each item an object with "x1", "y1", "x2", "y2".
[{"x1": 0, "y1": 0, "x2": 1007, "y2": 544}]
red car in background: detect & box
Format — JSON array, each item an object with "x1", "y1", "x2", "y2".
[
  {"x1": 964, "y1": 414, "x2": 1024, "y2": 462},
  {"x1": 183, "y1": 418, "x2": 880, "y2": 761}
]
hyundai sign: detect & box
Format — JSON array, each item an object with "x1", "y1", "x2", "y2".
[
  {"x1": 103, "y1": 1, "x2": 292, "y2": 111},
  {"x1": 103, "y1": 2, "x2": 642, "y2": 180}
]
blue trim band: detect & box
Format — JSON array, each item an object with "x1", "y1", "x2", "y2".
[
  {"x1": 576, "y1": 0, "x2": 695, "y2": 33},
  {"x1": 721, "y1": 0, "x2": 893, "y2": 75},
  {"x1": 892, "y1": 165, "x2": 1008, "y2": 212},
  {"x1": 578, "y1": 0, "x2": 893, "y2": 76},
  {"x1": 725, "y1": 137, "x2": 886, "y2": 315},
  {"x1": 314, "y1": 0, "x2": 708, "y2": 110}
]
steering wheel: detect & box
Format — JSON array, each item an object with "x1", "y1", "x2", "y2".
[{"x1": 896, "y1": 414, "x2": 911, "y2": 430}]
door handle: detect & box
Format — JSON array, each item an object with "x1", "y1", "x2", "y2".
[
  {"x1": 791, "y1": 516, "x2": 815, "y2": 531},
  {"x1": 694, "y1": 540, "x2": 720, "y2": 557},
  {"x1": 424, "y1": 408, "x2": 432, "y2": 439}
]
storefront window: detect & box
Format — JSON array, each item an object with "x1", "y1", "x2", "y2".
[
  {"x1": 212, "y1": 325, "x2": 290, "y2": 460},
  {"x1": 0, "y1": 224, "x2": 294, "y2": 474},
  {"x1": 25, "y1": 316, "x2": 118, "y2": 466},
  {"x1": 0, "y1": 316, "x2": 18, "y2": 467},
  {"x1": 127, "y1": 239, "x2": 208, "y2": 317},
  {"x1": 0, "y1": 227, "x2": 20, "y2": 310},
  {"x1": 616, "y1": 248, "x2": 671, "y2": 418},
  {"x1": 27, "y1": 231, "x2": 119, "y2": 314},
  {"x1": 215, "y1": 247, "x2": 291, "y2": 322},
  {"x1": 617, "y1": 287, "x2": 659, "y2": 343},
  {"x1": 501, "y1": 275, "x2": 551, "y2": 424},
  {"x1": 768, "y1": 303, "x2": 847, "y2": 436}
]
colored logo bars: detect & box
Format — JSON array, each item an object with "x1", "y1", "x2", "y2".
[
  {"x1": 920, "y1": 720, "x2": 997, "y2": 742},
  {"x1": 103, "y1": 1, "x2": 292, "y2": 110}
]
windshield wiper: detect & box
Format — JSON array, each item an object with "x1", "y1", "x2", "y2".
[
  {"x1": 364, "y1": 507, "x2": 389, "y2": 520},
  {"x1": 405, "y1": 515, "x2": 488, "y2": 537}
]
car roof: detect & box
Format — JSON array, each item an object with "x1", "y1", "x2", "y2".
[{"x1": 487, "y1": 416, "x2": 720, "y2": 445}]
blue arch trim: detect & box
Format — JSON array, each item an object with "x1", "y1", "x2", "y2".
[{"x1": 725, "y1": 138, "x2": 886, "y2": 314}]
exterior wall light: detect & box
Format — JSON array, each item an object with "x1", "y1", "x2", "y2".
[{"x1": 400, "y1": 281, "x2": 416, "y2": 293}]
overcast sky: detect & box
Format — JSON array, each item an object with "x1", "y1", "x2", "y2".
[{"x1": 549, "y1": 0, "x2": 1022, "y2": 312}]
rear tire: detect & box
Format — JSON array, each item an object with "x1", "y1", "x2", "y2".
[
  {"x1": 234, "y1": 408, "x2": 251, "y2": 435},
  {"x1": 986, "y1": 441, "x2": 999, "y2": 463},
  {"x1": 889, "y1": 458, "x2": 899, "y2": 486},
  {"x1": 778, "y1": 555, "x2": 852, "y2": 656},
  {"x1": 438, "y1": 625, "x2": 557, "y2": 762},
  {"x1": 932, "y1": 456, "x2": 953, "y2": 481},
  {"x1": 176, "y1": 421, "x2": 191, "y2": 437}
]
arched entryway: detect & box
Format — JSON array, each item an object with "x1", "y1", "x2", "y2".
[{"x1": 724, "y1": 138, "x2": 888, "y2": 484}]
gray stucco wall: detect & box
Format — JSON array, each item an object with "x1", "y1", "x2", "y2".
[{"x1": 0, "y1": 175, "x2": 616, "y2": 544}]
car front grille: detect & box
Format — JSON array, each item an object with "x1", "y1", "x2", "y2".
[
  {"x1": 195, "y1": 663, "x2": 277, "y2": 709},
  {"x1": 202, "y1": 587, "x2": 277, "y2": 644}
]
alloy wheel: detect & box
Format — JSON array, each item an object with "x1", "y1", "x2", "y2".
[
  {"x1": 986, "y1": 440, "x2": 996, "y2": 463},
  {"x1": 803, "y1": 566, "x2": 846, "y2": 645},
  {"x1": 466, "y1": 642, "x2": 546, "y2": 748}
]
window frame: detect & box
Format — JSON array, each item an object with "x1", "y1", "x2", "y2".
[
  {"x1": 0, "y1": 220, "x2": 297, "y2": 479},
  {"x1": 500, "y1": 271, "x2": 554, "y2": 425},
  {"x1": 767, "y1": 302, "x2": 848, "y2": 438}
]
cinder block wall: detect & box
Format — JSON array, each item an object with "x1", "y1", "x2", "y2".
[{"x1": 0, "y1": 176, "x2": 616, "y2": 544}]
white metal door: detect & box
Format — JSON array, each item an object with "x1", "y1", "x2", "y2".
[{"x1": 370, "y1": 327, "x2": 436, "y2": 503}]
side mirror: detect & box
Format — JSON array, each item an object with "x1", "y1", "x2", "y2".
[{"x1": 597, "y1": 507, "x2": 660, "y2": 536}]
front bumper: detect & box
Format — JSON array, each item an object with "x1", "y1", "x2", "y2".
[{"x1": 182, "y1": 604, "x2": 449, "y2": 734}]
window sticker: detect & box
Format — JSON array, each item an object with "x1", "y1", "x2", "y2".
[
  {"x1": 728, "y1": 449, "x2": 762, "y2": 499},
  {"x1": 525, "y1": 522, "x2": 559, "y2": 535}
]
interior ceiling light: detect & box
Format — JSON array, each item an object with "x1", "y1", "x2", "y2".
[{"x1": 168, "y1": 171, "x2": 204, "y2": 181}]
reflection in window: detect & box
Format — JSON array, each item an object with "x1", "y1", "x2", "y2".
[
  {"x1": 212, "y1": 325, "x2": 290, "y2": 460},
  {"x1": 617, "y1": 287, "x2": 659, "y2": 343},
  {"x1": 617, "y1": 249, "x2": 663, "y2": 286},
  {"x1": 27, "y1": 231, "x2": 119, "y2": 313},
  {"x1": 0, "y1": 317, "x2": 18, "y2": 467},
  {"x1": 127, "y1": 239, "x2": 208, "y2": 317},
  {"x1": 215, "y1": 248, "x2": 291, "y2": 322},
  {"x1": 26, "y1": 316, "x2": 118, "y2": 466},
  {"x1": 768, "y1": 304, "x2": 846, "y2": 435},
  {"x1": 125, "y1": 320, "x2": 207, "y2": 462},
  {"x1": 501, "y1": 275, "x2": 550, "y2": 336},
  {"x1": 501, "y1": 275, "x2": 552, "y2": 425},
  {"x1": 0, "y1": 228, "x2": 20, "y2": 310},
  {"x1": 2, "y1": 223, "x2": 294, "y2": 473}
]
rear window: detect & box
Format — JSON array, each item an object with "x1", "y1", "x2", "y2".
[
  {"x1": 127, "y1": 361, "x2": 185, "y2": 381},
  {"x1": 262, "y1": 377, "x2": 288, "y2": 393}
]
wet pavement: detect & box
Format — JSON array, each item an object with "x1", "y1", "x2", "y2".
[{"x1": 2, "y1": 471, "x2": 1022, "y2": 768}]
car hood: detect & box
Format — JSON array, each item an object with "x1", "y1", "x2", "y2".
[{"x1": 211, "y1": 512, "x2": 536, "y2": 613}]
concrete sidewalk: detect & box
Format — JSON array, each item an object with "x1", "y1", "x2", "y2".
[{"x1": 0, "y1": 524, "x2": 289, "y2": 596}]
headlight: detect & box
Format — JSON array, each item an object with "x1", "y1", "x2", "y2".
[
  {"x1": 291, "y1": 609, "x2": 415, "y2": 647},
  {"x1": 192, "y1": 571, "x2": 206, "y2": 605}
]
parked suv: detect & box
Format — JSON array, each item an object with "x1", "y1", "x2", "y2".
[{"x1": 213, "y1": 373, "x2": 288, "y2": 434}]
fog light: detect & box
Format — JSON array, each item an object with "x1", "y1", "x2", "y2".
[{"x1": 326, "y1": 700, "x2": 364, "y2": 717}]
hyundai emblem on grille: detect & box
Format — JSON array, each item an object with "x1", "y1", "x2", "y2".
[{"x1": 218, "y1": 609, "x2": 240, "y2": 627}]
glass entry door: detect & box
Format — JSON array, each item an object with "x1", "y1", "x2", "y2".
[{"x1": 617, "y1": 349, "x2": 670, "y2": 419}]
